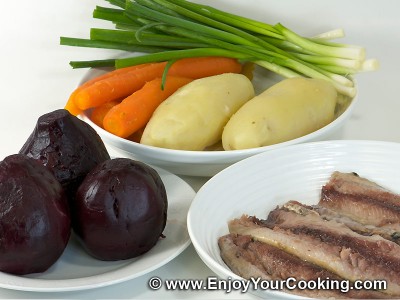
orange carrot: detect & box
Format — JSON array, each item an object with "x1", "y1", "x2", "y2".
[
  {"x1": 65, "y1": 63, "x2": 152, "y2": 115},
  {"x1": 72, "y1": 57, "x2": 242, "y2": 111},
  {"x1": 65, "y1": 96, "x2": 83, "y2": 116},
  {"x1": 74, "y1": 63, "x2": 168, "y2": 111},
  {"x1": 90, "y1": 100, "x2": 120, "y2": 128},
  {"x1": 103, "y1": 76, "x2": 193, "y2": 138},
  {"x1": 168, "y1": 56, "x2": 242, "y2": 78}
]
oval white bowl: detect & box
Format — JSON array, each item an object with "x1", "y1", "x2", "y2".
[
  {"x1": 80, "y1": 67, "x2": 358, "y2": 177},
  {"x1": 187, "y1": 140, "x2": 400, "y2": 298}
]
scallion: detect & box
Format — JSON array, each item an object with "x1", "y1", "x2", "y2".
[{"x1": 60, "y1": 0, "x2": 378, "y2": 97}]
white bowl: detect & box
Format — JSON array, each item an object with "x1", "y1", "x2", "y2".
[
  {"x1": 187, "y1": 140, "x2": 400, "y2": 299},
  {"x1": 80, "y1": 67, "x2": 358, "y2": 177}
]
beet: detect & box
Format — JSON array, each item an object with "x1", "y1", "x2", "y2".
[
  {"x1": 0, "y1": 154, "x2": 71, "y2": 275},
  {"x1": 74, "y1": 158, "x2": 168, "y2": 260},
  {"x1": 19, "y1": 109, "x2": 110, "y2": 201}
]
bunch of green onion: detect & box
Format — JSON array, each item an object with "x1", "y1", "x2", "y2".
[{"x1": 60, "y1": 0, "x2": 379, "y2": 97}]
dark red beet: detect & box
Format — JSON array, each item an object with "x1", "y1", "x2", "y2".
[
  {"x1": 19, "y1": 109, "x2": 110, "y2": 201},
  {"x1": 74, "y1": 158, "x2": 168, "y2": 260},
  {"x1": 0, "y1": 154, "x2": 71, "y2": 275}
]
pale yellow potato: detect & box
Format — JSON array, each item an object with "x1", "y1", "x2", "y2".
[
  {"x1": 140, "y1": 73, "x2": 255, "y2": 150},
  {"x1": 222, "y1": 77, "x2": 338, "y2": 150}
]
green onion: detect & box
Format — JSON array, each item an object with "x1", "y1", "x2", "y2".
[
  {"x1": 93, "y1": 6, "x2": 133, "y2": 24},
  {"x1": 69, "y1": 59, "x2": 116, "y2": 69},
  {"x1": 115, "y1": 48, "x2": 253, "y2": 68},
  {"x1": 163, "y1": 0, "x2": 282, "y2": 38},
  {"x1": 105, "y1": 0, "x2": 125, "y2": 9},
  {"x1": 60, "y1": 37, "x2": 169, "y2": 54},
  {"x1": 60, "y1": 0, "x2": 378, "y2": 97},
  {"x1": 90, "y1": 28, "x2": 209, "y2": 48},
  {"x1": 274, "y1": 23, "x2": 365, "y2": 61}
]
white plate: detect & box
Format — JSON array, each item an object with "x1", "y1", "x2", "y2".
[
  {"x1": 0, "y1": 166, "x2": 195, "y2": 292},
  {"x1": 187, "y1": 140, "x2": 400, "y2": 299}
]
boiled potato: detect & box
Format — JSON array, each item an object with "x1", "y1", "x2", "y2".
[
  {"x1": 222, "y1": 77, "x2": 338, "y2": 150},
  {"x1": 140, "y1": 73, "x2": 254, "y2": 150}
]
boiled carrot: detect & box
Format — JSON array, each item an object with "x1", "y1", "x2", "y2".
[
  {"x1": 65, "y1": 63, "x2": 151, "y2": 115},
  {"x1": 74, "y1": 62, "x2": 167, "y2": 111},
  {"x1": 90, "y1": 100, "x2": 120, "y2": 128},
  {"x1": 103, "y1": 76, "x2": 193, "y2": 138},
  {"x1": 65, "y1": 96, "x2": 83, "y2": 116},
  {"x1": 72, "y1": 57, "x2": 242, "y2": 111},
  {"x1": 168, "y1": 56, "x2": 242, "y2": 78}
]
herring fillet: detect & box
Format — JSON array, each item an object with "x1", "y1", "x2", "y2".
[
  {"x1": 265, "y1": 206, "x2": 400, "y2": 271},
  {"x1": 228, "y1": 215, "x2": 400, "y2": 296},
  {"x1": 284, "y1": 200, "x2": 400, "y2": 244},
  {"x1": 320, "y1": 171, "x2": 400, "y2": 226},
  {"x1": 218, "y1": 234, "x2": 387, "y2": 299},
  {"x1": 218, "y1": 234, "x2": 271, "y2": 281},
  {"x1": 221, "y1": 172, "x2": 400, "y2": 298}
]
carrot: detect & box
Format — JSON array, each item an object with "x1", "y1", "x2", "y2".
[
  {"x1": 74, "y1": 63, "x2": 168, "y2": 111},
  {"x1": 90, "y1": 100, "x2": 120, "y2": 128},
  {"x1": 65, "y1": 96, "x2": 83, "y2": 116},
  {"x1": 65, "y1": 63, "x2": 152, "y2": 115},
  {"x1": 72, "y1": 57, "x2": 242, "y2": 111},
  {"x1": 168, "y1": 56, "x2": 242, "y2": 78},
  {"x1": 103, "y1": 76, "x2": 193, "y2": 138}
]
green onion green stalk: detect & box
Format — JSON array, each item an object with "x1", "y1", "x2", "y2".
[{"x1": 60, "y1": 0, "x2": 379, "y2": 97}]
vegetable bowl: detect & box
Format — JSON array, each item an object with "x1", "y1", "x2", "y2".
[
  {"x1": 80, "y1": 66, "x2": 358, "y2": 177},
  {"x1": 62, "y1": 0, "x2": 375, "y2": 177}
]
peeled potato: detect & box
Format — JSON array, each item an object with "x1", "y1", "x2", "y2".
[
  {"x1": 222, "y1": 77, "x2": 338, "y2": 150},
  {"x1": 140, "y1": 73, "x2": 255, "y2": 150}
]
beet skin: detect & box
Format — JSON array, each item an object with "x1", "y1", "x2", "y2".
[
  {"x1": 19, "y1": 109, "x2": 110, "y2": 201},
  {"x1": 0, "y1": 154, "x2": 71, "y2": 275},
  {"x1": 74, "y1": 158, "x2": 168, "y2": 260}
]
